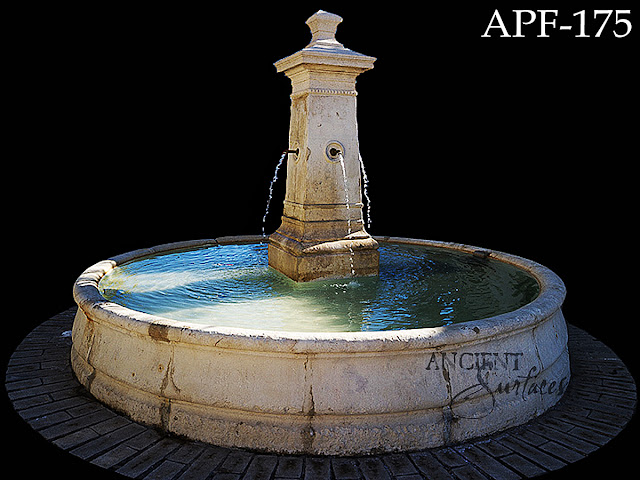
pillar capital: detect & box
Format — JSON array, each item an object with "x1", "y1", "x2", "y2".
[
  {"x1": 274, "y1": 10, "x2": 375, "y2": 79},
  {"x1": 305, "y1": 10, "x2": 343, "y2": 47}
]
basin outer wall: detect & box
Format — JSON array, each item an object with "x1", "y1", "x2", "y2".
[{"x1": 71, "y1": 235, "x2": 569, "y2": 456}]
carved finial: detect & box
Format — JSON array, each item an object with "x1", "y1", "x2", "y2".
[{"x1": 305, "y1": 10, "x2": 343, "y2": 47}]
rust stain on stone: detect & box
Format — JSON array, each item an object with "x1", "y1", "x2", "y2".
[{"x1": 148, "y1": 323, "x2": 170, "y2": 343}]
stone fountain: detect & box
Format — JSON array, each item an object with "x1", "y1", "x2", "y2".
[
  {"x1": 268, "y1": 10, "x2": 379, "y2": 282},
  {"x1": 71, "y1": 11, "x2": 569, "y2": 456}
]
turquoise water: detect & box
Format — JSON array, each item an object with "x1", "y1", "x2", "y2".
[{"x1": 99, "y1": 243, "x2": 539, "y2": 333}]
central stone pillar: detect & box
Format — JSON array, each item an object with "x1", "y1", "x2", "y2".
[{"x1": 268, "y1": 10, "x2": 379, "y2": 282}]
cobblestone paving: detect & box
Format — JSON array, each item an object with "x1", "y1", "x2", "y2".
[{"x1": 6, "y1": 308, "x2": 637, "y2": 479}]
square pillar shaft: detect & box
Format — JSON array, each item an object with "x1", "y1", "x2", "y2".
[{"x1": 268, "y1": 11, "x2": 379, "y2": 282}]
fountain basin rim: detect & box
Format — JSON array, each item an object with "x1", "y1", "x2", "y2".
[{"x1": 72, "y1": 235, "x2": 566, "y2": 354}]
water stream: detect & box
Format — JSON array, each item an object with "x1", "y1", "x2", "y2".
[
  {"x1": 262, "y1": 152, "x2": 287, "y2": 237},
  {"x1": 338, "y1": 153, "x2": 355, "y2": 276},
  {"x1": 359, "y1": 153, "x2": 372, "y2": 230}
]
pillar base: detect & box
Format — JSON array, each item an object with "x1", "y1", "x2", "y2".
[{"x1": 268, "y1": 232, "x2": 379, "y2": 282}]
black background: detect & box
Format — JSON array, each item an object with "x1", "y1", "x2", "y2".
[{"x1": 5, "y1": 3, "x2": 636, "y2": 479}]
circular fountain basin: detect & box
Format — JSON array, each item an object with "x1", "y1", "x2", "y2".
[{"x1": 71, "y1": 235, "x2": 569, "y2": 455}]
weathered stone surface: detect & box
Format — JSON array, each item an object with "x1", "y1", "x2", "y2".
[
  {"x1": 70, "y1": 235, "x2": 570, "y2": 455},
  {"x1": 8, "y1": 307, "x2": 635, "y2": 478}
]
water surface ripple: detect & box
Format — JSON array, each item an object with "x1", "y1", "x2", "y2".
[{"x1": 99, "y1": 243, "x2": 539, "y2": 333}]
